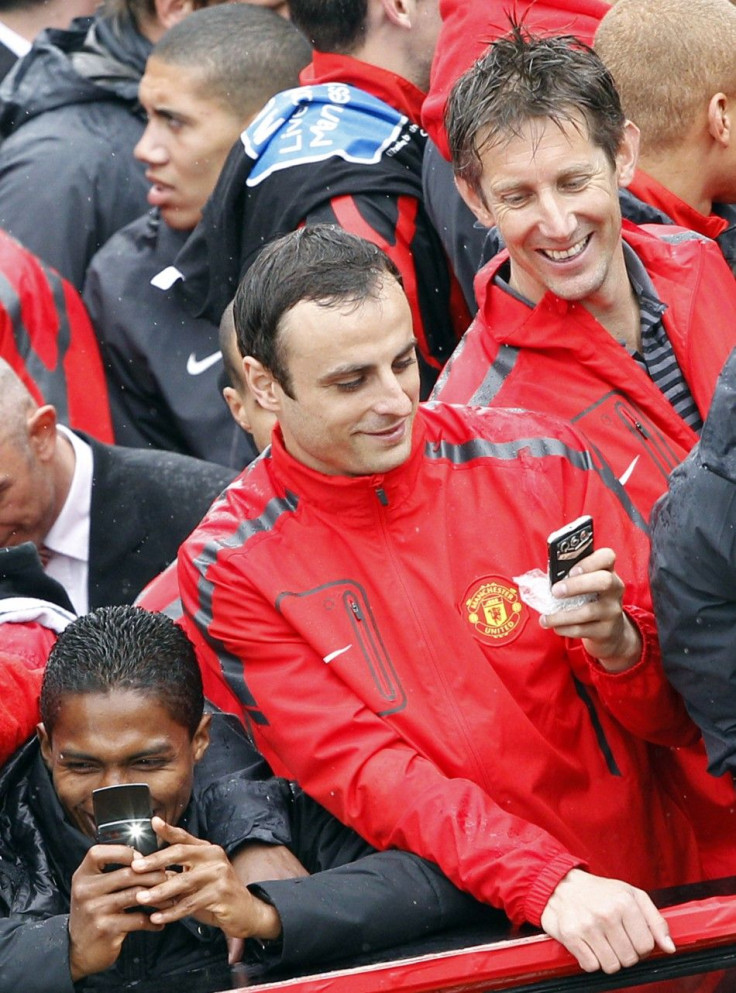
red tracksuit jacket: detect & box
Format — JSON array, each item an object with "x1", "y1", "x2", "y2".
[
  {"x1": 179, "y1": 403, "x2": 711, "y2": 927},
  {"x1": 0, "y1": 230, "x2": 114, "y2": 442},
  {"x1": 434, "y1": 223, "x2": 736, "y2": 521}
]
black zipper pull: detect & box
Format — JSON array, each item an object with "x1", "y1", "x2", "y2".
[
  {"x1": 375, "y1": 487, "x2": 388, "y2": 506},
  {"x1": 622, "y1": 407, "x2": 651, "y2": 439}
]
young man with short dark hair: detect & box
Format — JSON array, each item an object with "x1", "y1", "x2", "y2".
[
  {"x1": 0, "y1": 0, "x2": 233, "y2": 287},
  {"x1": 83, "y1": 4, "x2": 311, "y2": 466},
  {"x1": 0, "y1": 604, "x2": 486, "y2": 990}
]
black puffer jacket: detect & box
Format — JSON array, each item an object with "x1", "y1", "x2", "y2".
[
  {"x1": 0, "y1": 741, "x2": 233, "y2": 992},
  {"x1": 0, "y1": 13, "x2": 150, "y2": 287},
  {"x1": 651, "y1": 346, "x2": 736, "y2": 778},
  {"x1": 0, "y1": 735, "x2": 492, "y2": 990}
]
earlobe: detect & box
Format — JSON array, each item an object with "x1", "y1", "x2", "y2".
[
  {"x1": 615, "y1": 120, "x2": 640, "y2": 189},
  {"x1": 223, "y1": 386, "x2": 253, "y2": 435},
  {"x1": 708, "y1": 93, "x2": 731, "y2": 146},
  {"x1": 455, "y1": 175, "x2": 495, "y2": 228}
]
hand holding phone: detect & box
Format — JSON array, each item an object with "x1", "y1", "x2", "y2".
[{"x1": 70, "y1": 790, "x2": 166, "y2": 982}]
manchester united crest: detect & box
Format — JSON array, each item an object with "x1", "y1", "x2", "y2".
[{"x1": 462, "y1": 576, "x2": 526, "y2": 646}]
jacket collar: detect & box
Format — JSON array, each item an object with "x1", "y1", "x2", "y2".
[
  {"x1": 268, "y1": 411, "x2": 427, "y2": 520},
  {"x1": 476, "y1": 222, "x2": 673, "y2": 339},
  {"x1": 628, "y1": 169, "x2": 728, "y2": 241},
  {"x1": 299, "y1": 51, "x2": 425, "y2": 124}
]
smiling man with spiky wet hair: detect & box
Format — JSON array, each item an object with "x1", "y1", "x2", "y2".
[{"x1": 435, "y1": 26, "x2": 736, "y2": 525}]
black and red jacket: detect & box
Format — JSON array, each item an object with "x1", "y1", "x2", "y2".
[
  {"x1": 172, "y1": 52, "x2": 468, "y2": 395},
  {"x1": 0, "y1": 230, "x2": 113, "y2": 441}
]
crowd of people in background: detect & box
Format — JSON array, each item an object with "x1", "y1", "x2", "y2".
[{"x1": 3, "y1": 0, "x2": 736, "y2": 990}]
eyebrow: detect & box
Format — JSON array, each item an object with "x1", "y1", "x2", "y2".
[
  {"x1": 318, "y1": 340, "x2": 418, "y2": 384},
  {"x1": 491, "y1": 163, "x2": 595, "y2": 195},
  {"x1": 59, "y1": 743, "x2": 175, "y2": 762},
  {"x1": 148, "y1": 106, "x2": 187, "y2": 123}
]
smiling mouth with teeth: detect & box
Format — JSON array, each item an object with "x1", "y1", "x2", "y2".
[{"x1": 539, "y1": 233, "x2": 592, "y2": 262}]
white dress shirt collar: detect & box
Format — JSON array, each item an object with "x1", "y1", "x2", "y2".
[{"x1": 43, "y1": 425, "x2": 92, "y2": 613}]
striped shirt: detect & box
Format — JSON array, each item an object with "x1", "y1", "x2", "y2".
[
  {"x1": 493, "y1": 244, "x2": 703, "y2": 433},
  {"x1": 623, "y1": 243, "x2": 702, "y2": 432}
]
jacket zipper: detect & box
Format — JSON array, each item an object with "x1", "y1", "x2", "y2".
[
  {"x1": 344, "y1": 591, "x2": 403, "y2": 706},
  {"x1": 616, "y1": 402, "x2": 682, "y2": 476}
]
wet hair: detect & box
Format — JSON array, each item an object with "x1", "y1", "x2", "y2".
[
  {"x1": 40, "y1": 606, "x2": 204, "y2": 739},
  {"x1": 233, "y1": 225, "x2": 402, "y2": 397},
  {"x1": 288, "y1": 0, "x2": 367, "y2": 53},
  {"x1": 447, "y1": 24, "x2": 626, "y2": 200},
  {"x1": 150, "y1": 4, "x2": 312, "y2": 119},
  {"x1": 595, "y1": 0, "x2": 736, "y2": 156}
]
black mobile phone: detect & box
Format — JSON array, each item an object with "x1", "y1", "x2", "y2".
[
  {"x1": 92, "y1": 783, "x2": 158, "y2": 856},
  {"x1": 547, "y1": 515, "x2": 595, "y2": 585}
]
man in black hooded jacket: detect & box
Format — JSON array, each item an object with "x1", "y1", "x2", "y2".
[{"x1": 0, "y1": 606, "x2": 490, "y2": 991}]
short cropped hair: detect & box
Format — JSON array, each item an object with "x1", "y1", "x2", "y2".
[
  {"x1": 595, "y1": 0, "x2": 736, "y2": 156},
  {"x1": 233, "y1": 225, "x2": 402, "y2": 396},
  {"x1": 219, "y1": 301, "x2": 242, "y2": 391},
  {"x1": 40, "y1": 606, "x2": 204, "y2": 738},
  {"x1": 447, "y1": 25, "x2": 626, "y2": 199},
  {"x1": 150, "y1": 4, "x2": 312, "y2": 119},
  {"x1": 288, "y1": 0, "x2": 367, "y2": 53}
]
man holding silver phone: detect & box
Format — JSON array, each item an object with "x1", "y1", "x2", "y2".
[{"x1": 0, "y1": 605, "x2": 489, "y2": 991}]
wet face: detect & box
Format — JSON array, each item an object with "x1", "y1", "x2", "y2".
[
  {"x1": 135, "y1": 58, "x2": 244, "y2": 231},
  {"x1": 0, "y1": 430, "x2": 57, "y2": 549},
  {"x1": 458, "y1": 114, "x2": 638, "y2": 311},
  {"x1": 39, "y1": 691, "x2": 210, "y2": 839},
  {"x1": 252, "y1": 276, "x2": 420, "y2": 477}
]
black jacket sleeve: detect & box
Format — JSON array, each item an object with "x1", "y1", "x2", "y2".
[
  {"x1": 248, "y1": 790, "x2": 497, "y2": 972},
  {"x1": 0, "y1": 914, "x2": 75, "y2": 993},
  {"x1": 651, "y1": 452, "x2": 736, "y2": 778},
  {"x1": 194, "y1": 713, "x2": 293, "y2": 852}
]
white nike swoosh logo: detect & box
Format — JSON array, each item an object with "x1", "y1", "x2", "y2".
[
  {"x1": 619, "y1": 455, "x2": 640, "y2": 486},
  {"x1": 186, "y1": 351, "x2": 222, "y2": 376},
  {"x1": 323, "y1": 645, "x2": 352, "y2": 663},
  {"x1": 150, "y1": 265, "x2": 184, "y2": 290}
]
